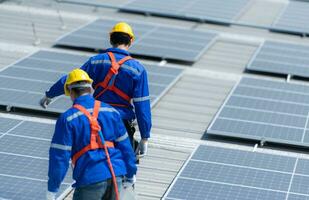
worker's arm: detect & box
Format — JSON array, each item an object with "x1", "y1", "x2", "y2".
[
  {"x1": 41, "y1": 59, "x2": 95, "y2": 108},
  {"x1": 114, "y1": 114, "x2": 137, "y2": 178},
  {"x1": 45, "y1": 59, "x2": 93, "y2": 98},
  {"x1": 47, "y1": 114, "x2": 72, "y2": 193},
  {"x1": 133, "y1": 69, "x2": 152, "y2": 139}
]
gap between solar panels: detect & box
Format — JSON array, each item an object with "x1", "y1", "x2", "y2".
[
  {"x1": 0, "y1": 116, "x2": 72, "y2": 200},
  {"x1": 54, "y1": 18, "x2": 218, "y2": 64},
  {"x1": 163, "y1": 144, "x2": 309, "y2": 200},
  {"x1": 247, "y1": 40, "x2": 309, "y2": 81},
  {"x1": 207, "y1": 76, "x2": 309, "y2": 149},
  {"x1": 0, "y1": 49, "x2": 183, "y2": 115}
]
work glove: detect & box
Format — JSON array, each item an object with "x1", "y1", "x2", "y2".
[
  {"x1": 46, "y1": 191, "x2": 56, "y2": 200},
  {"x1": 123, "y1": 175, "x2": 136, "y2": 189},
  {"x1": 40, "y1": 95, "x2": 52, "y2": 109},
  {"x1": 138, "y1": 139, "x2": 148, "y2": 158}
]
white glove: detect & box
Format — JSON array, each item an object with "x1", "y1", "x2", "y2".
[
  {"x1": 123, "y1": 175, "x2": 136, "y2": 189},
  {"x1": 46, "y1": 191, "x2": 56, "y2": 200},
  {"x1": 138, "y1": 139, "x2": 148, "y2": 158},
  {"x1": 40, "y1": 95, "x2": 52, "y2": 109}
]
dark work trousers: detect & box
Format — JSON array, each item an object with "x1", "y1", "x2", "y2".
[{"x1": 123, "y1": 120, "x2": 139, "y2": 163}]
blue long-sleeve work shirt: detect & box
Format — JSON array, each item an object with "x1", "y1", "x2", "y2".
[
  {"x1": 46, "y1": 48, "x2": 151, "y2": 139},
  {"x1": 48, "y1": 94, "x2": 137, "y2": 192}
]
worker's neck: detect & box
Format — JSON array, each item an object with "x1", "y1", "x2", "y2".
[{"x1": 114, "y1": 44, "x2": 129, "y2": 51}]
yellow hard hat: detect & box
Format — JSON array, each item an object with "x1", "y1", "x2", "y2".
[
  {"x1": 64, "y1": 69, "x2": 93, "y2": 96},
  {"x1": 110, "y1": 22, "x2": 135, "y2": 40}
]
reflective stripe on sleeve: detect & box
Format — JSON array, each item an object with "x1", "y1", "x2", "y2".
[
  {"x1": 115, "y1": 132, "x2": 128, "y2": 142},
  {"x1": 50, "y1": 143, "x2": 72, "y2": 151},
  {"x1": 133, "y1": 96, "x2": 150, "y2": 103},
  {"x1": 66, "y1": 107, "x2": 119, "y2": 122}
]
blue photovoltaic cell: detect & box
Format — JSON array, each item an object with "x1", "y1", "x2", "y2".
[
  {"x1": 247, "y1": 41, "x2": 309, "y2": 78},
  {"x1": 164, "y1": 145, "x2": 309, "y2": 200},
  {"x1": 0, "y1": 50, "x2": 183, "y2": 114},
  {"x1": 271, "y1": 1, "x2": 309, "y2": 36},
  {"x1": 55, "y1": 19, "x2": 217, "y2": 63},
  {"x1": 120, "y1": 0, "x2": 250, "y2": 25},
  {"x1": 207, "y1": 76, "x2": 309, "y2": 147},
  {"x1": 0, "y1": 116, "x2": 72, "y2": 199}
]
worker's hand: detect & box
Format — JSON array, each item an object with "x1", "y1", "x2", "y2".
[
  {"x1": 40, "y1": 96, "x2": 52, "y2": 109},
  {"x1": 138, "y1": 139, "x2": 148, "y2": 158},
  {"x1": 123, "y1": 175, "x2": 136, "y2": 189},
  {"x1": 46, "y1": 191, "x2": 56, "y2": 200}
]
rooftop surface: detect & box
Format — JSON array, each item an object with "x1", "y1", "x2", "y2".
[{"x1": 1, "y1": 0, "x2": 309, "y2": 199}]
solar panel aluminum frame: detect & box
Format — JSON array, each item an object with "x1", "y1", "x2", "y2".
[
  {"x1": 162, "y1": 145, "x2": 198, "y2": 200},
  {"x1": 206, "y1": 77, "x2": 309, "y2": 148},
  {"x1": 245, "y1": 41, "x2": 268, "y2": 75},
  {"x1": 270, "y1": 2, "x2": 309, "y2": 36}
]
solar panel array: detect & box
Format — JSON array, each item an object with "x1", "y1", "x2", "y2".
[
  {"x1": 0, "y1": 117, "x2": 72, "y2": 200},
  {"x1": 271, "y1": 1, "x2": 309, "y2": 36},
  {"x1": 164, "y1": 144, "x2": 309, "y2": 200},
  {"x1": 120, "y1": 0, "x2": 250, "y2": 25},
  {"x1": 0, "y1": 50, "x2": 183, "y2": 114},
  {"x1": 207, "y1": 77, "x2": 309, "y2": 147},
  {"x1": 55, "y1": 19, "x2": 217, "y2": 63},
  {"x1": 247, "y1": 41, "x2": 309, "y2": 78},
  {"x1": 57, "y1": 0, "x2": 121, "y2": 9}
]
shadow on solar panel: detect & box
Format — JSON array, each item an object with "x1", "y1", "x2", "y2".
[
  {"x1": 207, "y1": 76, "x2": 309, "y2": 148},
  {"x1": 0, "y1": 50, "x2": 183, "y2": 115},
  {"x1": 54, "y1": 18, "x2": 217, "y2": 63}
]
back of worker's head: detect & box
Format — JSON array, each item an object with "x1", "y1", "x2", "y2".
[
  {"x1": 64, "y1": 69, "x2": 93, "y2": 101},
  {"x1": 110, "y1": 22, "x2": 135, "y2": 48},
  {"x1": 70, "y1": 81, "x2": 92, "y2": 97}
]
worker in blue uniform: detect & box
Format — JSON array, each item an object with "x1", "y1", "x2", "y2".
[
  {"x1": 41, "y1": 22, "x2": 151, "y2": 159},
  {"x1": 46, "y1": 69, "x2": 137, "y2": 200}
]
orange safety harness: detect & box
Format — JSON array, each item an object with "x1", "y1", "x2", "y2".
[
  {"x1": 94, "y1": 52, "x2": 133, "y2": 107},
  {"x1": 71, "y1": 100, "x2": 120, "y2": 200}
]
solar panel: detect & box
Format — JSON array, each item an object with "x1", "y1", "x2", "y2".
[
  {"x1": 271, "y1": 1, "x2": 309, "y2": 36},
  {"x1": 120, "y1": 0, "x2": 250, "y2": 25},
  {"x1": 0, "y1": 117, "x2": 72, "y2": 200},
  {"x1": 207, "y1": 77, "x2": 309, "y2": 147},
  {"x1": 57, "y1": 0, "x2": 123, "y2": 9},
  {"x1": 163, "y1": 144, "x2": 309, "y2": 200},
  {"x1": 0, "y1": 50, "x2": 183, "y2": 114},
  {"x1": 54, "y1": 19, "x2": 217, "y2": 63},
  {"x1": 247, "y1": 41, "x2": 309, "y2": 78}
]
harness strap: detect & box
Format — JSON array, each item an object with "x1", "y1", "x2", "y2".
[
  {"x1": 71, "y1": 101, "x2": 114, "y2": 165},
  {"x1": 94, "y1": 52, "x2": 133, "y2": 104}
]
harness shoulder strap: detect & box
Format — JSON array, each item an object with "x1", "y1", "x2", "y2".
[{"x1": 94, "y1": 52, "x2": 133, "y2": 102}]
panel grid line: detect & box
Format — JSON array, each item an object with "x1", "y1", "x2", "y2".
[
  {"x1": 285, "y1": 158, "x2": 298, "y2": 200},
  {"x1": 0, "y1": 121, "x2": 24, "y2": 140},
  {"x1": 190, "y1": 159, "x2": 294, "y2": 175},
  {"x1": 302, "y1": 112, "x2": 309, "y2": 142},
  {"x1": 217, "y1": 116, "x2": 305, "y2": 130},
  {"x1": 178, "y1": 177, "x2": 288, "y2": 195},
  {"x1": 225, "y1": 105, "x2": 307, "y2": 118}
]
